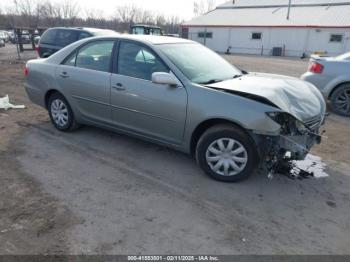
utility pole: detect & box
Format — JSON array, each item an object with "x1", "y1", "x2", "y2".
[{"x1": 287, "y1": 0, "x2": 292, "y2": 20}]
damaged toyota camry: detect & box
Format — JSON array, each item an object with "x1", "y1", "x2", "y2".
[{"x1": 24, "y1": 35, "x2": 326, "y2": 182}]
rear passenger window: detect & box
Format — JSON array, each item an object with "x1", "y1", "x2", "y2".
[
  {"x1": 40, "y1": 29, "x2": 57, "y2": 45},
  {"x1": 64, "y1": 52, "x2": 77, "y2": 67},
  {"x1": 56, "y1": 30, "x2": 78, "y2": 47},
  {"x1": 76, "y1": 41, "x2": 114, "y2": 72},
  {"x1": 78, "y1": 32, "x2": 91, "y2": 40},
  {"x1": 117, "y1": 42, "x2": 169, "y2": 80}
]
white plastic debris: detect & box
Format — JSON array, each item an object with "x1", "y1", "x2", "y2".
[
  {"x1": 0, "y1": 95, "x2": 25, "y2": 110},
  {"x1": 292, "y1": 154, "x2": 329, "y2": 178}
]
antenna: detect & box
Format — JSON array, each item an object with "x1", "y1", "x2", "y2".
[{"x1": 287, "y1": 0, "x2": 292, "y2": 20}]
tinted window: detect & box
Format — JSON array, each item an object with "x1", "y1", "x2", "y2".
[
  {"x1": 252, "y1": 32, "x2": 262, "y2": 40},
  {"x1": 330, "y1": 34, "x2": 343, "y2": 43},
  {"x1": 117, "y1": 42, "x2": 168, "y2": 80},
  {"x1": 40, "y1": 29, "x2": 57, "y2": 45},
  {"x1": 132, "y1": 27, "x2": 145, "y2": 35},
  {"x1": 56, "y1": 30, "x2": 78, "y2": 47},
  {"x1": 198, "y1": 32, "x2": 212, "y2": 38},
  {"x1": 76, "y1": 41, "x2": 114, "y2": 72},
  {"x1": 78, "y1": 32, "x2": 91, "y2": 40},
  {"x1": 148, "y1": 28, "x2": 161, "y2": 35}
]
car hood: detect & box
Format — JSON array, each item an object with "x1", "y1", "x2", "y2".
[{"x1": 206, "y1": 73, "x2": 326, "y2": 122}]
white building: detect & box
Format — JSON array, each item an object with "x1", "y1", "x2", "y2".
[{"x1": 181, "y1": 0, "x2": 350, "y2": 57}]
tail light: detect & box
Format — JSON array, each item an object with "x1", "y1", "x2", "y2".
[
  {"x1": 24, "y1": 66, "x2": 29, "y2": 77},
  {"x1": 308, "y1": 61, "x2": 324, "y2": 74},
  {"x1": 35, "y1": 45, "x2": 40, "y2": 56}
]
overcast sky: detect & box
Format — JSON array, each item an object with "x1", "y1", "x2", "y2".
[{"x1": 1, "y1": 0, "x2": 228, "y2": 20}]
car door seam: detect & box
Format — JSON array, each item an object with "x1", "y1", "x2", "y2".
[{"x1": 110, "y1": 104, "x2": 177, "y2": 123}]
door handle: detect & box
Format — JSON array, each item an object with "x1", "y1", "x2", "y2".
[
  {"x1": 112, "y1": 83, "x2": 126, "y2": 91},
  {"x1": 59, "y1": 72, "x2": 69, "y2": 78}
]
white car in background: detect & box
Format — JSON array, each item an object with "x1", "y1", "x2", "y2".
[
  {"x1": 302, "y1": 53, "x2": 350, "y2": 116},
  {"x1": 0, "y1": 31, "x2": 8, "y2": 43}
]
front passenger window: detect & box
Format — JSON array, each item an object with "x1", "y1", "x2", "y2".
[
  {"x1": 117, "y1": 42, "x2": 169, "y2": 81},
  {"x1": 75, "y1": 41, "x2": 114, "y2": 73}
]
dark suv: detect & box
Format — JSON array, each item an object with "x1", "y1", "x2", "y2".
[{"x1": 37, "y1": 27, "x2": 116, "y2": 58}]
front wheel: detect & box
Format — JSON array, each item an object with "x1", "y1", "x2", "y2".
[
  {"x1": 330, "y1": 84, "x2": 350, "y2": 117},
  {"x1": 196, "y1": 124, "x2": 258, "y2": 182}
]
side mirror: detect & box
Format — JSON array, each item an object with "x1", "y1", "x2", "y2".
[{"x1": 152, "y1": 72, "x2": 179, "y2": 87}]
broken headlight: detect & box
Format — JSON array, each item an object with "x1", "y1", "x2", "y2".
[{"x1": 266, "y1": 112, "x2": 308, "y2": 135}]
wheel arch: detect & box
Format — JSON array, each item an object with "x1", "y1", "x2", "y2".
[
  {"x1": 189, "y1": 118, "x2": 255, "y2": 156},
  {"x1": 328, "y1": 81, "x2": 350, "y2": 99},
  {"x1": 45, "y1": 89, "x2": 62, "y2": 109}
]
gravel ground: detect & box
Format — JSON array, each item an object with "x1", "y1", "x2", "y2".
[{"x1": 0, "y1": 44, "x2": 350, "y2": 255}]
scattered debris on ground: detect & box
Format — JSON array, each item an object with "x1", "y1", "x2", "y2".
[
  {"x1": 0, "y1": 95, "x2": 25, "y2": 110},
  {"x1": 277, "y1": 154, "x2": 329, "y2": 180},
  {"x1": 292, "y1": 154, "x2": 329, "y2": 178}
]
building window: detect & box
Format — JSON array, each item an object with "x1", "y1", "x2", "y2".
[
  {"x1": 252, "y1": 32, "x2": 262, "y2": 40},
  {"x1": 330, "y1": 34, "x2": 343, "y2": 43},
  {"x1": 198, "y1": 32, "x2": 213, "y2": 38}
]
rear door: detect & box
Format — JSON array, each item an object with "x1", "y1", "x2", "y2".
[
  {"x1": 56, "y1": 40, "x2": 115, "y2": 124},
  {"x1": 110, "y1": 40, "x2": 187, "y2": 145}
]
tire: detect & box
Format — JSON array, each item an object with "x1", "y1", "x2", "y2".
[
  {"x1": 196, "y1": 124, "x2": 258, "y2": 182},
  {"x1": 330, "y1": 83, "x2": 350, "y2": 117},
  {"x1": 48, "y1": 92, "x2": 79, "y2": 132}
]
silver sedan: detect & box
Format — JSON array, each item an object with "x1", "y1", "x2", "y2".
[
  {"x1": 24, "y1": 35, "x2": 326, "y2": 182},
  {"x1": 302, "y1": 53, "x2": 350, "y2": 116}
]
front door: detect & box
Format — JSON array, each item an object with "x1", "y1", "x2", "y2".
[
  {"x1": 110, "y1": 41, "x2": 187, "y2": 145},
  {"x1": 56, "y1": 40, "x2": 115, "y2": 124}
]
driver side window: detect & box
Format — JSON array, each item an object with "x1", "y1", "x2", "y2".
[{"x1": 117, "y1": 41, "x2": 169, "y2": 81}]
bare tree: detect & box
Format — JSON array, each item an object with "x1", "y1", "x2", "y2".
[
  {"x1": 0, "y1": 1, "x2": 183, "y2": 35},
  {"x1": 115, "y1": 4, "x2": 138, "y2": 25},
  {"x1": 193, "y1": 0, "x2": 216, "y2": 16},
  {"x1": 61, "y1": 0, "x2": 79, "y2": 25},
  {"x1": 135, "y1": 9, "x2": 155, "y2": 25},
  {"x1": 11, "y1": 0, "x2": 42, "y2": 27}
]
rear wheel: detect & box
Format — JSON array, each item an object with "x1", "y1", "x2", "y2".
[
  {"x1": 48, "y1": 93, "x2": 79, "y2": 132},
  {"x1": 330, "y1": 83, "x2": 350, "y2": 117},
  {"x1": 196, "y1": 124, "x2": 258, "y2": 182}
]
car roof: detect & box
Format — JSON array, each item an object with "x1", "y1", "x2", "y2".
[
  {"x1": 46, "y1": 27, "x2": 117, "y2": 35},
  {"x1": 132, "y1": 24, "x2": 161, "y2": 29},
  {"x1": 93, "y1": 34, "x2": 194, "y2": 45}
]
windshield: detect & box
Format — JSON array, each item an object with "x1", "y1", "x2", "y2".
[{"x1": 158, "y1": 43, "x2": 242, "y2": 84}]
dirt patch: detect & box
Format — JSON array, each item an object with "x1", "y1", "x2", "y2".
[
  {"x1": 312, "y1": 115, "x2": 350, "y2": 166},
  {"x1": 0, "y1": 61, "x2": 78, "y2": 254},
  {"x1": 0, "y1": 144, "x2": 81, "y2": 254},
  {"x1": 0, "y1": 63, "x2": 48, "y2": 152}
]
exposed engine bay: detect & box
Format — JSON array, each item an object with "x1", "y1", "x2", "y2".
[{"x1": 260, "y1": 112, "x2": 326, "y2": 180}]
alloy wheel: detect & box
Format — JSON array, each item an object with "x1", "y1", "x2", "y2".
[{"x1": 334, "y1": 87, "x2": 350, "y2": 115}]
